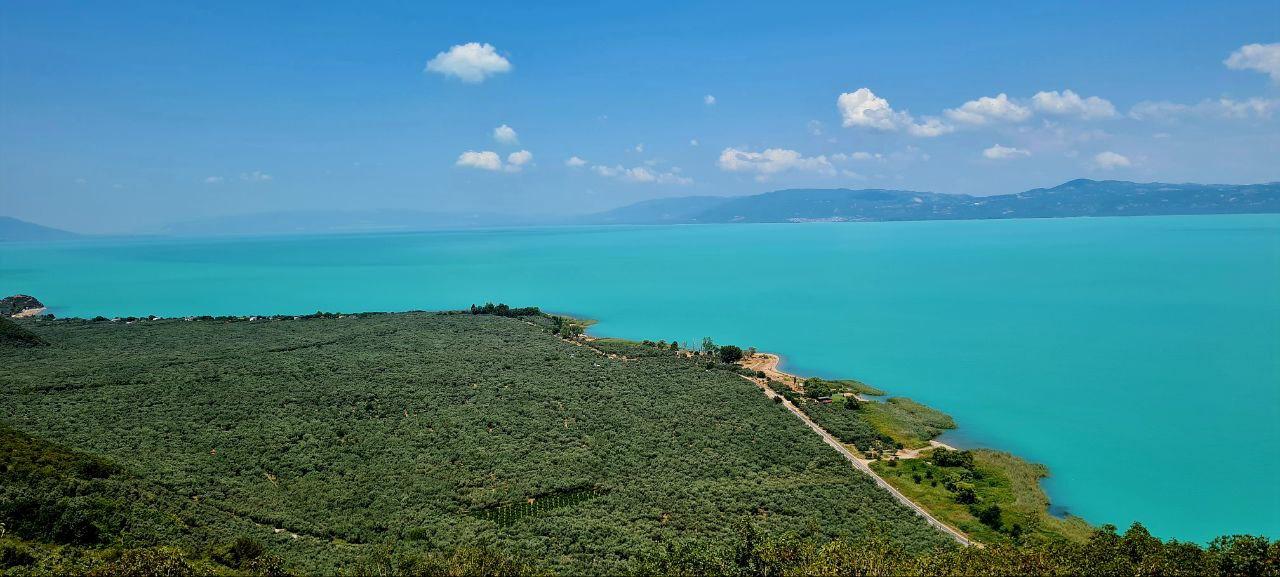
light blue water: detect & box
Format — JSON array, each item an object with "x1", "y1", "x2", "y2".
[{"x1": 2, "y1": 215, "x2": 1278, "y2": 542}]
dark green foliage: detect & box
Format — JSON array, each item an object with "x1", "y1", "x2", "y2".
[
  {"x1": 0, "y1": 312, "x2": 950, "y2": 573},
  {"x1": 954, "y1": 486, "x2": 978, "y2": 505},
  {"x1": 635, "y1": 522, "x2": 1280, "y2": 576},
  {"x1": 84, "y1": 548, "x2": 196, "y2": 577},
  {"x1": 0, "y1": 423, "x2": 123, "y2": 545},
  {"x1": 0, "y1": 542, "x2": 36, "y2": 568},
  {"x1": 793, "y1": 398, "x2": 896, "y2": 453},
  {"x1": 548, "y1": 314, "x2": 584, "y2": 337},
  {"x1": 803, "y1": 377, "x2": 884, "y2": 397},
  {"x1": 468, "y1": 302, "x2": 541, "y2": 317},
  {"x1": 0, "y1": 317, "x2": 47, "y2": 347},
  {"x1": 719, "y1": 345, "x2": 744, "y2": 364},
  {"x1": 214, "y1": 536, "x2": 267, "y2": 569},
  {"x1": 976, "y1": 504, "x2": 1003, "y2": 529},
  {"x1": 472, "y1": 487, "x2": 602, "y2": 527},
  {"x1": 932, "y1": 448, "x2": 976, "y2": 470}
]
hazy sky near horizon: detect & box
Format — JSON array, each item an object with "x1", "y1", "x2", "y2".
[{"x1": 2, "y1": 1, "x2": 1278, "y2": 233}]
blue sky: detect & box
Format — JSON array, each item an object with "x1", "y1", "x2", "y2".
[{"x1": 2, "y1": 1, "x2": 1278, "y2": 233}]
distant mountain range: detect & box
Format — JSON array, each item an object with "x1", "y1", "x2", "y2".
[
  {"x1": 579, "y1": 179, "x2": 1280, "y2": 224},
  {"x1": 0, "y1": 216, "x2": 79, "y2": 242},
  {"x1": 3, "y1": 180, "x2": 1279, "y2": 240},
  {"x1": 154, "y1": 209, "x2": 545, "y2": 237}
]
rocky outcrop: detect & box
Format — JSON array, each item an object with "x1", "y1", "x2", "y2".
[{"x1": 1, "y1": 294, "x2": 45, "y2": 318}]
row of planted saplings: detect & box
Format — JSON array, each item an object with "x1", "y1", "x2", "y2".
[{"x1": 473, "y1": 486, "x2": 603, "y2": 527}]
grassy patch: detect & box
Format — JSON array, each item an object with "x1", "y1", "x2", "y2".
[
  {"x1": 858, "y1": 397, "x2": 956, "y2": 449},
  {"x1": 871, "y1": 449, "x2": 1092, "y2": 544},
  {"x1": 803, "y1": 378, "x2": 885, "y2": 396}
]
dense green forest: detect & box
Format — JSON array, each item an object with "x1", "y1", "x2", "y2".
[
  {"x1": 1, "y1": 311, "x2": 1276, "y2": 575},
  {"x1": 0, "y1": 312, "x2": 947, "y2": 574}
]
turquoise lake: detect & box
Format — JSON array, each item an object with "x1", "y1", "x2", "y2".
[{"x1": 2, "y1": 214, "x2": 1278, "y2": 542}]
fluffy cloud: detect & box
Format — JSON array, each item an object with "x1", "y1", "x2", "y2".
[
  {"x1": 203, "y1": 176, "x2": 224, "y2": 184},
  {"x1": 505, "y1": 150, "x2": 533, "y2": 171},
  {"x1": 1092, "y1": 151, "x2": 1131, "y2": 170},
  {"x1": 565, "y1": 156, "x2": 587, "y2": 167},
  {"x1": 837, "y1": 88, "x2": 953, "y2": 137},
  {"x1": 493, "y1": 124, "x2": 519, "y2": 145},
  {"x1": 945, "y1": 93, "x2": 1032, "y2": 125},
  {"x1": 982, "y1": 144, "x2": 1031, "y2": 160},
  {"x1": 906, "y1": 117, "x2": 954, "y2": 137},
  {"x1": 717, "y1": 147, "x2": 835, "y2": 176},
  {"x1": 456, "y1": 150, "x2": 532, "y2": 172},
  {"x1": 592, "y1": 164, "x2": 692, "y2": 185},
  {"x1": 837, "y1": 88, "x2": 910, "y2": 130},
  {"x1": 1224, "y1": 43, "x2": 1280, "y2": 82},
  {"x1": 456, "y1": 150, "x2": 503, "y2": 171},
  {"x1": 425, "y1": 42, "x2": 512, "y2": 83},
  {"x1": 240, "y1": 171, "x2": 272, "y2": 182},
  {"x1": 1032, "y1": 90, "x2": 1117, "y2": 119},
  {"x1": 1130, "y1": 97, "x2": 1278, "y2": 120},
  {"x1": 704, "y1": 94, "x2": 716, "y2": 105}
]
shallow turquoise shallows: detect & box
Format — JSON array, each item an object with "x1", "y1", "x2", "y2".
[{"x1": 2, "y1": 214, "x2": 1278, "y2": 541}]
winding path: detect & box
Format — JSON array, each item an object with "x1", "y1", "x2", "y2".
[
  {"x1": 546, "y1": 323, "x2": 974, "y2": 546},
  {"x1": 739, "y1": 371, "x2": 975, "y2": 546}
]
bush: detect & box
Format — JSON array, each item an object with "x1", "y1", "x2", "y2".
[
  {"x1": 975, "y1": 504, "x2": 1002, "y2": 529},
  {"x1": 214, "y1": 536, "x2": 265, "y2": 568},
  {"x1": 719, "y1": 345, "x2": 744, "y2": 363},
  {"x1": 932, "y1": 448, "x2": 975, "y2": 470}
]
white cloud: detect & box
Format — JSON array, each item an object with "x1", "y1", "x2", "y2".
[
  {"x1": 807, "y1": 120, "x2": 824, "y2": 136},
  {"x1": 456, "y1": 150, "x2": 504, "y2": 171},
  {"x1": 689, "y1": 139, "x2": 699, "y2": 146},
  {"x1": 240, "y1": 171, "x2": 272, "y2": 182},
  {"x1": 945, "y1": 93, "x2": 1032, "y2": 125},
  {"x1": 591, "y1": 164, "x2": 691, "y2": 185},
  {"x1": 565, "y1": 156, "x2": 587, "y2": 167},
  {"x1": 505, "y1": 150, "x2": 533, "y2": 172},
  {"x1": 831, "y1": 151, "x2": 882, "y2": 162},
  {"x1": 1032, "y1": 90, "x2": 1117, "y2": 119},
  {"x1": 493, "y1": 124, "x2": 519, "y2": 145},
  {"x1": 1224, "y1": 43, "x2": 1280, "y2": 82},
  {"x1": 424, "y1": 42, "x2": 512, "y2": 83},
  {"x1": 704, "y1": 94, "x2": 716, "y2": 105},
  {"x1": 1092, "y1": 151, "x2": 1131, "y2": 170},
  {"x1": 717, "y1": 147, "x2": 835, "y2": 176},
  {"x1": 906, "y1": 117, "x2": 954, "y2": 137},
  {"x1": 837, "y1": 88, "x2": 953, "y2": 137},
  {"x1": 203, "y1": 176, "x2": 224, "y2": 184},
  {"x1": 632, "y1": 143, "x2": 645, "y2": 153},
  {"x1": 838, "y1": 88, "x2": 911, "y2": 130},
  {"x1": 982, "y1": 144, "x2": 1031, "y2": 160},
  {"x1": 456, "y1": 149, "x2": 533, "y2": 172},
  {"x1": 1130, "y1": 97, "x2": 1278, "y2": 120}
]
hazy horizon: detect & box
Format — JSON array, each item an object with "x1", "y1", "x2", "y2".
[{"x1": 2, "y1": 2, "x2": 1279, "y2": 234}]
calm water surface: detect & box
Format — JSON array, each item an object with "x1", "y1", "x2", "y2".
[{"x1": 3, "y1": 214, "x2": 1278, "y2": 541}]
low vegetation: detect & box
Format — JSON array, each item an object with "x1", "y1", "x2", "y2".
[
  {"x1": 872, "y1": 448, "x2": 1093, "y2": 544},
  {"x1": 858, "y1": 397, "x2": 957, "y2": 449},
  {"x1": 2, "y1": 308, "x2": 1274, "y2": 575},
  {"x1": 0, "y1": 317, "x2": 46, "y2": 348},
  {"x1": 0, "y1": 311, "x2": 948, "y2": 574}
]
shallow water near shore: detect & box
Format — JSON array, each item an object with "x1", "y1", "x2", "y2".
[{"x1": 2, "y1": 214, "x2": 1278, "y2": 542}]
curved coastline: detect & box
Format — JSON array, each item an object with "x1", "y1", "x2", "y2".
[{"x1": 576, "y1": 318, "x2": 1093, "y2": 545}]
